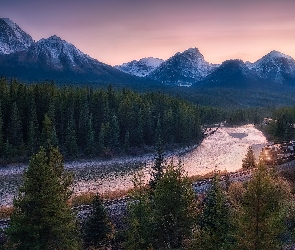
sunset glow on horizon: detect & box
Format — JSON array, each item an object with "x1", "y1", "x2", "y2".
[{"x1": 1, "y1": 0, "x2": 295, "y2": 66}]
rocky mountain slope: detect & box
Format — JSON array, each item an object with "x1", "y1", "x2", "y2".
[
  {"x1": 148, "y1": 48, "x2": 218, "y2": 86},
  {"x1": 115, "y1": 57, "x2": 163, "y2": 77},
  {"x1": 0, "y1": 18, "x2": 33, "y2": 54}
]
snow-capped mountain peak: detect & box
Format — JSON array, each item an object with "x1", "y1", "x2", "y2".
[
  {"x1": 0, "y1": 17, "x2": 33, "y2": 54},
  {"x1": 248, "y1": 50, "x2": 295, "y2": 84},
  {"x1": 115, "y1": 57, "x2": 164, "y2": 77},
  {"x1": 266, "y1": 50, "x2": 294, "y2": 60},
  {"x1": 148, "y1": 47, "x2": 218, "y2": 86},
  {"x1": 27, "y1": 35, "x2": 96, "y2": 69},
  {"x1": 2, "y1": 18, "x2": 15, "y2": 28}
]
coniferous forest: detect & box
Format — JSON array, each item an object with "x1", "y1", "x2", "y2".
[{"x1": 0, "y1": 78, "x2": 226, "y2": 163}]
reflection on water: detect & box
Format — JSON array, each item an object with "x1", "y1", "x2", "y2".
[{"x1": 0, "y1": 124, "x2": 267, "y2": 206}]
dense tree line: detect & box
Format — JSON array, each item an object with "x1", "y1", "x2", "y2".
[
  {"x1": 0, "y1": 78, "x2": 231, "y2": 162},
  {"x1": 263, "y1": 106, "x2": 295, "y2": 142}
]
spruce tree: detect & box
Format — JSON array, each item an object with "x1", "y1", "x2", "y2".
[
  {"x1": 234, "y1": 163, "x2": 291, "y2": 250},
  {"x1": 149, "y1": 138, "x2": 164, "y2": 191},
  {"x1": 124, "y1": 172, "x2": 153, "y2": 250},
  {"x1": 192, "y1": 174, "x2": 232, "y2": 250},
  {"x1": 6, "y1": 145, "x2": 80, "y2": 250},
  {"x1": 82, "y1": 194, "x2": 113, "y2": 249},
  {"x1": 27, "y1": 99, "x2": 39, "y2": 155},
  {"x1": 40, "y1": 114, "x2": 58, "y2": 147},
  {"x1": 242, "y1": 146, "x2": 256, "y2": 169},
  {"x1": 7, "y1": 102, "x2": 23, "y2": 152},
  {"x1": 152, "y1": 161, "x2": 196, "y2": 249},
  {"x1": 85, "y1": 113, "x2": 95, "y2": 156},
  {"x1": 65, "y1": 111, "x2": 78, "y2": 157}
]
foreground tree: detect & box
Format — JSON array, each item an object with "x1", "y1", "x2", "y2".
[
  {"x1": 152, "y1": 161, "x2": 196, "y2": 249},
  {"x1": 6, "y1": 145, "x2": 80, "y2": 250},
  {"x1": 124, "y1": 172, "x2": 154, "y2": 250},
  {"x1": 242, "y1": 146, "x2": 256, "y2": 170},
  {"x1": 191, "y1": 174, "x2": 232, "y2": 250},
  {"x1": 149, "y1": 138, "x2": 165, "y2": 191},
  {"x1": 82, "y1": 194, "x2": 113, "y2": 249},
  {"x1": 234, "y1": 163, "x2": 292, "y2": 250}
]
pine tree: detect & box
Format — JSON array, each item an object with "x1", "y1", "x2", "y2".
[
  {"x1": 242, "y1": 146, "x2": 256, "y2": 169},
  {"x1": 234, "y1": 163, "x2": 291, "y2": 250},
  {"x1": 40, "y1": 114, "x2": 58, "y2": 147},
  {"x1": 149, "y1": 138, "x2": 164, "y2": 191},
  {"x1": 110, "y1": 113, "x2": 120, "y2": 148},
  {"x1": 192, "y1": 174, "x2": 232, "y2": 250},
  {"x1": 7, "y1": 102, "x2": 23, "y2": 151},
  {"x1": 27, "y1": 99, "x2": 39, "y2": 155},
  {"x1": 6, "y1": 145, "x2": 80, "y2": 250},
  {"x1": 124, "y1": 172, "x2": 153, "y2": 250},
  {"x1": 82, "y1": 194, "x2": 113, "y2": 249},
  {"x1": 152, "y1": 161, "x2": 196, "y2": 249},
  {"x1": 85, "y1": 113, "x2": 95, "y2": 156},
  {"x1": 65, "y1": 111, "x2": 78, "y2": 157}
]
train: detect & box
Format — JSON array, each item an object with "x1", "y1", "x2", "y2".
[{"x1": 259, "y1": 141, "x2": 295, "y2": 165}]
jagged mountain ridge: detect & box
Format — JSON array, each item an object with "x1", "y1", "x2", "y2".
[
  {"x1": 247, "y1": 50, "x2": 295, "y2": 85},
  {"x1": 0, "y1": 22, "x2": 155, "y2": 84},
  {"x1": 1, "y1": 17, "x2": 295, "y2": 89},
  {"x1": 119, "y1": 49, "x2": 295, "y2": 88},
  {"x1": 147, "y1": 48, "x2": 218, "y2": 86},
  {"x1": 115, "y1": 57, "x2": 164, "y2": 77},
  {"x1": 0, "y1": 18, "x2": 33, "y2": 54},
  {"x1": 196, "y1": 59, "x2": 263, "y2": 88}
]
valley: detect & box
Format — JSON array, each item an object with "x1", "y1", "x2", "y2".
[{"x1": 0, "y1": 124, "x2": 267, "y2": 207}]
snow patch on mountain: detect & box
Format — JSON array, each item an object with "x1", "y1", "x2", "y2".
[
  {"x1": 28, "y1": 35, "x2": 104, "y2": 70},
  {"x1": 148, "y1": 47, "x2": 219, "y2": 86},
  {"x1": 0, "y1": 18, "x2": 33, "y2": 54},
  {"x1": 247, "y1": 50, "x2": 295, "y2": 84},
  {"x1": 115, "y1": 57, "x2": 164, "y2": 77}
]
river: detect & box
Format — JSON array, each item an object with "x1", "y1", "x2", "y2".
[{"x1": 0, "y1": 124, "x2": 267, "y2": 207}]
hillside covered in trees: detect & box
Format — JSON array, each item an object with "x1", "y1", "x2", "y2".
[{"x1": 0, "y1": 78, "x2": 228, "y2": 163}]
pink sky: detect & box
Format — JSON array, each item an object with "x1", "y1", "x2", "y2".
[{"x1": 1, "y1": 0, "x2": 295, "y2": 66}]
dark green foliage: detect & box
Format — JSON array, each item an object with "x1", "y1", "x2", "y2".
[
  {"x1": 0, "y1": 79, "x2": 207, "y2": 162},
  {"x1": 193, "y1": 174, "x2": 232, "y2": 250},
  {"x1": 125, "y1": 157, "x2": 196, "y2": 250},
  {"x1": 82, "y1": 194, "x2": 113, "y2": 249},
  {"x1": 7, "y1": 102, "x2": 23, "y2": 156},
  {"x1": 27, "y1": 99, "x2": 40, "y2": 155},
  {"x1": 65, "y1": 111, "x2": 78, "y2": 157},
  {"x1": 40, "y1": 114, "x2": 58, "y2": 147},
  {"x1": 234, "y1": 163, "x2": 292, "y2": 250},
  {"x1": 149, "y1": 139, "x2": 164, "y2": 191},
  {"x1": 242, "y1": 146, "x2": 256, "y2": 170},
  {"x1": 265, "y1": 107, "x2": 295, "y2": 142},
  {"x1": 6, "y1": 145, "x2": 80, "y2": 250},
  {"x1": 152, "y1": 162, "x2": 196, "y2": 249},
  {"x1": 124, "y1": 173, "x2": 154, "y2": 250}
]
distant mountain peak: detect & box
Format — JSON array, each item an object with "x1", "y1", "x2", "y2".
[
  {"x1": 0, "y1": 17, "x2": 33, "y2": 54},
  {"x1": 148, "y1": 47, "x2": 218, "y2": 86},
  {"x1": 248, "y1": 50, "x2": 295, "y2": 84},
  {"x1": 115, "y1": 57, "x2": 164, "y2": 77},
  {"x1": 184, "y1": 47, "x2": 201, "y2": 54},
  {"x1": 47, "y1": 35, "x2": 62, "y2": 41},
  {"x1": 1, "y1": 18, "x2": 15, "y2": 28},
  {"x1": 265, "y1": 50, "x2": 294, "y2": 60}
]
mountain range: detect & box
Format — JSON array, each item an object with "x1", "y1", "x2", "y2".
[{"x1": 1, "y1": 17, "x2": 295, "y2": 107}]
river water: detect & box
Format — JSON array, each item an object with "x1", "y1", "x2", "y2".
[{"x1": 0, "y1": 124, "x2": 267, "y2": 206}]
